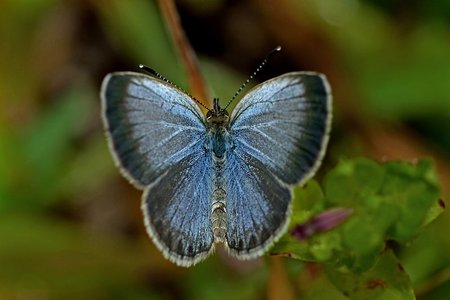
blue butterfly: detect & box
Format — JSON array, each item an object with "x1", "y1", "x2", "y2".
[{"x1": 100, "y1": 53, "x2": 332, "y2": 267}]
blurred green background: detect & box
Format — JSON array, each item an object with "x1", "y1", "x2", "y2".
[{"x1": 1, "y1": 0, "x2": 449, "y2": 299}]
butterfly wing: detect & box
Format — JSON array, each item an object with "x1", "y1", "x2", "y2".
[
  {"x1": 226, "y1": 72, "x2": 332, "y2": 257},
  {"x1": 101, "y1": 72, "x2": 206, "y2": 189},
  {"x1": 224, "y1": 150, "x2": 292, "y2": 257},
  {"x1": 142, "y1": 146, "x2": 214, "y2": 266},
  {"x1": 101, "y1": 72, "x2": 214, "y2": 266}
]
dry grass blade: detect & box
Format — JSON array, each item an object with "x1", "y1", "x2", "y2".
[{"x1": 157, "y1": 0, "x2": 211, "y2": 109}]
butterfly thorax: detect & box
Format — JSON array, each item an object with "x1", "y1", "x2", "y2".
[{"x1": 206, "y1": 98, "x2": 231, "y2": 159}]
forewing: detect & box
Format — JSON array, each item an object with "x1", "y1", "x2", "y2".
[
  {"x1": 230, "y1": 72, "x2": 332, "y2": 185},
  {"x1": 142, "y1": 145, "x2": 214, "y2": 267},
  {"x1": 101, "y1": 72, "x2": 206, "y2": 188}
]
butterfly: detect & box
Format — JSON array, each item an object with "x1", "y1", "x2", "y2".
[{"x1": 100, "y1": 50, "x2": 332, "y2": 267}]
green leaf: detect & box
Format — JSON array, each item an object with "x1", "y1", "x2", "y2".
[
  {"x1": 270, "y1": 181, "x2": 326, "y2": 261},
  {"x1": 291, "y1": 180, "x2": 326, "y2": 224},
  {"x1": 324, "y1": 158, "x2": 385, "y2": 207},
  {"x1": 272, "y1": 157, "x2": 441, "y2": 276},
  {"x1": 270, "y1": 234, "x2": 316, "y2": 261},
  {"x1": 326, "y1": 250, "x2": 415, "y2": 300},
  {"x1": 323, "y1": 158, "x2": 440, "y2": 271},
  {"x1": 421, "y1": 198, "x2": 445, "y2": 227},
  {"x1": 381, "y1": 160, "x2": 441, "y2": 241}
]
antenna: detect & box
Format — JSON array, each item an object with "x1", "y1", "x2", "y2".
[
  {"x1": 139, "y1": 64, "x2": 210, "y2": 111},
  {"x1": 223, "y1": 46, "x2": 282, "y2": 110}
]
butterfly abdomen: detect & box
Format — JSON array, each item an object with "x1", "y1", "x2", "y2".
[
  {"x1": 212, "y1": 169, "x2": 227, "y2": 243},
  {"x1": 211, "y1": 135, "x2": 228, "y2": 243},
  {"x1": 212, "y1": 186, "x2": 226, "y2": 243}
]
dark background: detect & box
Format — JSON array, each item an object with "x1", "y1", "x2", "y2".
[{"x1": 1, "y1": 0, "x2": 450, "y2": 299}]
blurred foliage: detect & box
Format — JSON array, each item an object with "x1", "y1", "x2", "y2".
[
  {"x1": 0, "y1": 0, "x2": 449, "y2": 299},
  {"x1": 272, "y1": 158, "x2": 442, "y2": 299}
]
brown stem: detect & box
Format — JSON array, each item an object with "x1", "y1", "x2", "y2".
[{"x1": 157, "y1": 0, "x2": 211, "y2": 108}]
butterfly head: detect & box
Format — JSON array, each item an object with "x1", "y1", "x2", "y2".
[{"x1": 206, "y1": 98, "x2": 229, "y2": 127}]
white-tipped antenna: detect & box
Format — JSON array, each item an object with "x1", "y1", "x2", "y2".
[
  {"x1": 139, "y1": 64, "x2": 210, "y2": 111},
  {"x1": 224, "y1": 46, "x2": 282, "y2": 110}
]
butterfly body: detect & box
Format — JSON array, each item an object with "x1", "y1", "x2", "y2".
[
  {"x1": 206, "y1": 101, "x2": 231, "y2": 159},
  {"x1": 101, "y1": 71, "x2": 332, "y2": 267}
]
